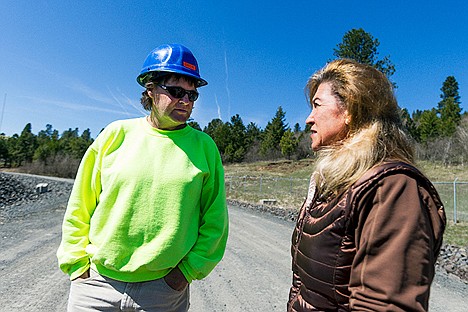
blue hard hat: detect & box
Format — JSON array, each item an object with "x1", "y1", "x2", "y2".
[{"x1": 136, "y1": 44, "x2": 208, "y2": 87}]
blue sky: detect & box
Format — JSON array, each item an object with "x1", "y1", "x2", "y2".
[{"x1": 1, "y1": 0, "x2": 467, "y2": 138}]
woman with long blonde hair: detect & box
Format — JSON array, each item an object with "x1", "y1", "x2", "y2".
[{"x1": 288, "y1": 59, "x2": 446, "y2": 311}]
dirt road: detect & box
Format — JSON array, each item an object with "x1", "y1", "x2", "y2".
[{"x1": 1, "y1": 203, "x2": 467, "y2": 311}]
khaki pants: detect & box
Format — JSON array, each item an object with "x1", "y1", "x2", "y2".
[{"x1": 67, "y1": 269, "x2": 190, "y2": 312}]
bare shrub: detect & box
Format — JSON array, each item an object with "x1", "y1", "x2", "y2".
[{"x1": 18, "y1": 153, "x2": 80, "y2": 178}]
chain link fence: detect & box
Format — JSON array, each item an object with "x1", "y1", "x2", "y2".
[
  {"x1": 225, "y1": 176, "x2": 468, "y2": 224},
  {"x1": 433, "y1": 181, "x2": 468, "y2": 223}
]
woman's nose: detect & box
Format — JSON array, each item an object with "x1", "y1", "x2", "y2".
[{"x1": 305, "y1": 111, "x2": 314, "y2": 125}]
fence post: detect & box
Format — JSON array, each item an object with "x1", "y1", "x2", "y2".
[
  {"x1": 454, "y1": 178, "x2": 458, "y2": 223},
  {"x1": 260, "y1": 176, "x2": 263, "y2": 195}
]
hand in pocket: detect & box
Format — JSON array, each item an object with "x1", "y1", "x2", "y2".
[
  {"x1": 164, "y1": 267, "x2": 188, "y2": 291},
  {"x1": 72, "y1": 269, "x2": 90, "y2": 281}
]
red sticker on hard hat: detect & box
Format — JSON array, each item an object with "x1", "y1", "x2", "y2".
[{"x1": 183, "y1": 62, "x2": 197, "y2": 71}]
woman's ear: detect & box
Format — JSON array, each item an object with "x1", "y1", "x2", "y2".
[{"x1": 344, "y1": 111, "x2": 351, "y2": 126}]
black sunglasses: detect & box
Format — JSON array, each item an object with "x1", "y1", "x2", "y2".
[{"x1": 158, "y1": 84, "x2": 199, "y2": 102}]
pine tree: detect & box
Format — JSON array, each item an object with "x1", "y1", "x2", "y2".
[
  {"x1": 59, "y1": 128, "x2": 79, "y2": 156},
  {"x1": 204, "y1": 118, "x2": 231, "y2": 156},
  {"x1": 280, "y1": 129, "x2": 298, "y2": 159},
  {"x1": 439, "y1": 97, "x2": 461, "y2": 137},
  {"x1": 333, "y1": 28, "x2": 396, "y2": 83},
  {"x1": 439, "y1": 76, "x2": 461, "y2": 106},
  {"x1": 293, "y1": 123, "x2": 301, "y2": 133},
  {"x1": 34, "y1": 124, "x2": 61, "y2": 164},
  {"x1": 245, "y1": 122, "x2": 262, "y2": 146},
  {"x1": 260, "y1": 106, "x2": 288, "y2": 155},
  {"x1": 417, "y1": 109, "x2": 440, "y2": 143},
  {"x1": 438, "y1": 76, "x2": 462, "y2": 137},
  {"x1": 71, "y1": 128, "x2": 93, "y2": 159},
  {"x1": 225, "y1": 114, "x2": 247, "y2": 162},
  {"x1": 16, "y1": 123, "x2": 37, "y2": 165},
  {"x1": 0, "y1": 135, "x2": 9, "y2": 166}
]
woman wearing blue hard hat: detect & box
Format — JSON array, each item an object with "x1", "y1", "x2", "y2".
[{"x1": 58, "y1": 44, "x2": 228, "y2": 312}]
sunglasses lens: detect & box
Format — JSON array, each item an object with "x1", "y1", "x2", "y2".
[
  {"x1": 160, "y1": 85, "x2": 198, "y2": 101},
  {"x1": 188, "y1": 92, "x2": 198, "y2": 101},
  {"x1": 168, "y1": 87, "x2": 185, "y2": 98}
]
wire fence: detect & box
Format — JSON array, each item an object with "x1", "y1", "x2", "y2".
[
  {"x1": 225, "y1": 176, "x2": 468, "y2": 224},
  {"x1": 433, "y1": 181, "x2": 468, "y2": 224}
]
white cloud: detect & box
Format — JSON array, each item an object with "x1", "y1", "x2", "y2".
[
  {"x1": 19, "y1": 95, "x2": 134, "y2": 116},
  {"x1": 67, "y1": 81, "x2": 115, "y2": 105}
]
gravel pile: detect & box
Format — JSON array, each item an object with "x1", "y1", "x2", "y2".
[
  {"x1": 438, "y1": 245, "x2": 468, "y2": 281},
  {"x1": 0, "y1": 172, "x2": 466, "y2": 283},
  {"x1": 0, "y1": 173, "x2": 38, "y2": 206},
  {"x1": 0, "y1": 172, "x2": 73, "y2": 222},
  {"x1": 228, "y1": 199, "x2": 468, "y2": 284}
]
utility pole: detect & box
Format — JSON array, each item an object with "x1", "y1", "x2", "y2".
[{"x1": 0, "y1": 93, "x2": 6, "y2": 134}]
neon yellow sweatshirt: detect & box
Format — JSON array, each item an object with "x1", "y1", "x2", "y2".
[{"x1": 57, "y1": 117, "x2": 228, "y2": 283}]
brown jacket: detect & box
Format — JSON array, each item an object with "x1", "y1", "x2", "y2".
[{"x1": 288, "y1": 162, "x2": 446, "y2": 311}]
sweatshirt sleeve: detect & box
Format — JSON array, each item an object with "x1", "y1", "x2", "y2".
[
  {"x1": 349, "y1": 174, "x2": 437, "y2": 311},
  {"x1": 56, "y1": 144, "x2": 102, "y2": 280},
  {"x1": 178, "y1": 148, "x2": 229, "y2": 283}
]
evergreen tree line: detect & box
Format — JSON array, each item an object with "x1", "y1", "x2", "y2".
[
  {"x1": 0, "y1": 124, "x2": 93, "y2": 177},
  {"x1": 187, "y1": 107, "x2": 311, "y2": 163},
  {"x1": 1, "y1": 82, "x2": 466, "y2": 178},
  {"x1": 1, "y1": 28, "x2": 467, "y2": 177},
  {"x1": 402, "y1": 76, "x2": 468, "y2": 165},
  {"x1": 192, "y1": 79, "x2": 467, "y2": 165}
]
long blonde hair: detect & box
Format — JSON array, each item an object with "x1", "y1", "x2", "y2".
[{"x1": 307, "y1": 59, "x2": 414, "y2": 198}]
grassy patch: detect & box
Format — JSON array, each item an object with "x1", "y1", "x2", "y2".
[
  {"x1": 443, "y1": 222, "x2": 468, "y2": 246},
  {"x1": 416, "y1": 160, "x2": 468, "y2": 181},
  {"x1": 225, "y1": 159, "x2": 468, "y2": 247},
  {"x1": 225, "y1": 159, "x2": 468, "y2": 181},
  {"x1": 224, "y1": 159, "x2": 315, "y2": 179}
]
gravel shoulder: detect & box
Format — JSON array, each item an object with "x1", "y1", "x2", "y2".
[{"x1": 0, "y1": 172, "x2": 467, "y2": 311}]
